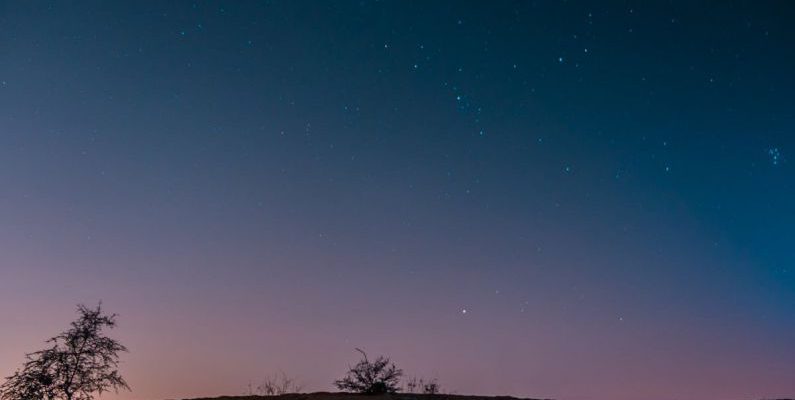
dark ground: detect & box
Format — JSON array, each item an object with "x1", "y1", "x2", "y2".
[
  {"x1": 180, "y1": 393, "x2": 551, "y2": 400},
  {"x1": 178, "y1": 393, "x2": 795, "y2": 400}
]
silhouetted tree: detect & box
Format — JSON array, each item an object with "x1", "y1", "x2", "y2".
[
  {"x1": 334, "y1": 349, "x2": 402, "y2": 394},
  {"x1": 0, "y1": 304, "x2": 130, "y2": 400}
]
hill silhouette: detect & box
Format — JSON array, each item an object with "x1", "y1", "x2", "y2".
[{"x1": 180, "y1": 393, "x2": 550, "y2": 400}]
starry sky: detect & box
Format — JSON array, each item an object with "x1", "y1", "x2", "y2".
[{"x1": 1, "y1": 2, "x2": 794, "y2": 400}]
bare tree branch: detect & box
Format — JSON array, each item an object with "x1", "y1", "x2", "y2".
[{"x1": 0, "y1": 304, "x2": 130, "y2": 400}]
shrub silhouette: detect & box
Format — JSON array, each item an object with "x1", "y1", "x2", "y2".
[
  {"x1": 246, "y1": 372, "x2": 303, "y2": 396},
  {"x1": 405, "y1": 377, "x2": 419, "y2": 394},
  {"x1": 0, "y1": 303, "x2": 129, "y2": 400},
  {"x1": 334, "y1": 348, "x2": 402, "y2": 394},
  {"x1": 422, "y1": 379, "x2": 440, "y2": 395},
  {"x1": 405, "y1": 377, "x2": 440, "y2": 395}
]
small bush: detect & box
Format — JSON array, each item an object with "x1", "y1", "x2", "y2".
[
  {"x1": 246, "y1": 372, "x2": 303, "y2": 396},
  {"x1": 334, "y1": 349, "x2": 402, "y2": 394},
  {"x1": 405, "y1": 377, "x2": 418, "y2": 393},
  {"x1": 404, "y1": 377, "x2": 440, "y2": 394},
  {"x1": 422, "y1": 379, "x2": 440, "y2": 395}
]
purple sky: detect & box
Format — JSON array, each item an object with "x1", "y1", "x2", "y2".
[{"x1": 1, "y1": 2, "x2": 794, "y2": 400}]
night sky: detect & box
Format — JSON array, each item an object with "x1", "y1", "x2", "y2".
[{"x1": 1, "y1": 2, "x2": 794, "y2": 400}]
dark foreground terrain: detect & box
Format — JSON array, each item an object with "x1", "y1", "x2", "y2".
[
  {"x1": 181, "y1": 393, "x2": 795, "y2": 400},
  {"x1": 183, "y1": 393, "x2": 550, "y2": 400}
]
